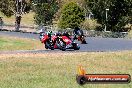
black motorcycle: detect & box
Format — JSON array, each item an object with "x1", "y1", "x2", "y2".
[{"x1": 74, "y1": 30, "x2": 87, "y2": 44}]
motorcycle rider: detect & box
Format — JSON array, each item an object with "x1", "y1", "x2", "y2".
[
  {"x1": 73, "y1": 27, "x2": 87, "y2": 44},
  {"x1": 62, "y1": 31, "x2": 71, "y2": 40},
  {"x1": 47, "y1": 31, "x2": 53, "y2": 40},
  {"x1": 56, "y1": 31, "x2": 62, "y2": 36},
  {"x1": 73, "y1": 27, "x2": 84, "y2": 40},
  {"x1": 39, "y1": 26, "x2": 46, "y2": 41}
]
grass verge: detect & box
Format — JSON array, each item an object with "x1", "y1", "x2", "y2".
[
  {"x1": 0, "y1": 51, "x2": 131, "y2": 88},
  {"x1": 0, "y1": 36, "x2": 43, "y2": 50}
]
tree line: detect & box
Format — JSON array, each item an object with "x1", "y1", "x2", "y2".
[{"x1": 0, "y1": 0, "x2": 131, "y2": 32}]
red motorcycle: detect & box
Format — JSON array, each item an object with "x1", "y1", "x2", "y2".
[
  {"x1": 55, "y1": 35, "x2": 80, "y2": 51},
  {"x1": 41, "y1": 33, "x2": 55, "y2": 50},
  {"x1": 40, "y1": 32, "x2": 80, "y2": 51}
]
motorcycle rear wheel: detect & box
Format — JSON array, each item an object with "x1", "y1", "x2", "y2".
[{"x1": 81, "y1": 36, "x2": 87, "y2": 44}]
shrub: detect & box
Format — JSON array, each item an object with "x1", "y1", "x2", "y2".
[
  {"x1": 58, "y1": 2, "x2": 85, "y2": 29},
  {"x1": 81, "y1": 19, "x2": 101, "y2": 30}
]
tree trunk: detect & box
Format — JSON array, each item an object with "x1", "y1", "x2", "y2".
[{"x1": 15, "y1": 15, "x2": 22, "y2": 31}]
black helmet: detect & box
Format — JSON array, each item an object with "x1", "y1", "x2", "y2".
[
  {"x1": 75, "y1": 27, "x2": 80, "y2": 30},
  {"x1": 56, "y1": 32, "x2": 62, "y2": 36}
]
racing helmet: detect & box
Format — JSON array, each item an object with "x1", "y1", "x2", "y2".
[
  {"x1": 47, "y1": 31, "x2": 52, "y2": 37},
  {"x1": 56, "y1": 31, "x2": 62, "y2": 36}
]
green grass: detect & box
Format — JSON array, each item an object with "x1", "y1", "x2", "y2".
[
  {"x1": 0, "y1": 36, "x2": 43, "y2": 50},
  {"x1": 0, "y1": 51, "x2": 131, "y2": 88}
]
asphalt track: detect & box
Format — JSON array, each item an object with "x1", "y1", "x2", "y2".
[{"x1": 0, "y1": 31, "x2": 132, "y2": 53}]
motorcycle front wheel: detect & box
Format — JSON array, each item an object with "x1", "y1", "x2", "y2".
[
  {"x1": 57, "y1": 39, "x2": 66, "y2": 51},
  {"x1": 45, "y1": 42, "x2": 49, "y2": 49},
  {"x1": 72, "y1": 43, "x2": 80, "y2": 50},
  {"x1": 60, "y1": 41, "x2": 66, "y2": 51}
]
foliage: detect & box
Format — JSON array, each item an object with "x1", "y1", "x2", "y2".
[
  {"x1": 0, "y1": 0, "x2": 31, "y2": 17},
  {"x1": 34, "y1": 0, "x2": 59, "y2": 25},
  {"x1": 54, "y1": 0, "x2": 87, "y2": 23},
  {"x1": 0, "y1": 0, "x2": 15, "y2": 17},
  {"x1": 58, "y1": 2, "x2": 85, "y2": 29},
  {"x1": 81, "y1": 19, "x2": 101, "y2": 30},
  {"x1": 85, "y1": 0, "x2": 132, "y2": 32}
]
